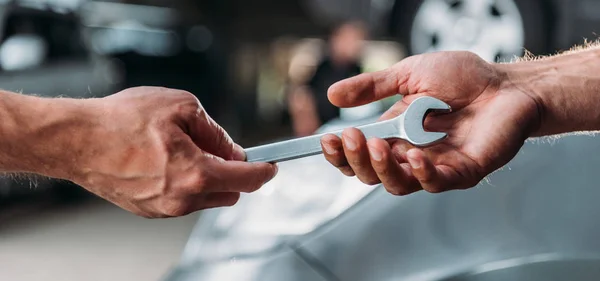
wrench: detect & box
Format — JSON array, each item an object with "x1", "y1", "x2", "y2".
[{"x1": 245, "y1": 96, "x2": 452, "y2": 163}]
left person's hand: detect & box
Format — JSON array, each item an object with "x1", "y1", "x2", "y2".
[
  {"x1": 319, "y1": 51, "x2": 540, "y2": 195},
  {"x1": 56, "y1": 87, "x2": 278, "y2": 218}
]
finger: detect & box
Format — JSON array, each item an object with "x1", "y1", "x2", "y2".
[
  {"x1": 202, "y1": 192, "x2": 242, "y2": 209},
  {"x1": 367, "y1": 138, "x2": 422, "y2": 196},
  {"x1": 342, "y1": 128, "x2": 380, "y2": 185},
  {"x1": 328, "y1": 63, "x2": 410, "y2": 107},
  {"x1": 321, "y1": 134, "x2": 355, "y2": 177},
  {"x1": 406, "y1": 149, "x2": 450, "y2": 193},
  {"x1": 203, "y1": 158, "x2": 278, "y2": 193},
  {"x1": 189, "y1": 110, "x2": 246, "y2": 161}
]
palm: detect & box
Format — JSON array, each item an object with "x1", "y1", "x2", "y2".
[{"x1": 391, "y1": 89, "x2": 537, "y2": 189}]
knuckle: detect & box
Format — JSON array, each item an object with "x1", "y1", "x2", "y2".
[
  {"x1": 135, "y1": 211, "x2": 157, "y2": 219},
  {"x1": 212, "y1": 127, "x2": 228, "y2": 151},
  {"x1": 384, "y1": 183, "x2": 418, "y2": 196},
  {"x1": 414, "y1": 170, "x2": 435, "y2": 185},
  {"x1": 333, "y1": 157, "x2": 350, "y2": 168},
  {"x1": 373, "y1": 162, "x2": 389, "y2": 176},
  {"x1": 173, "y1": 89, "x2": 197, "y2": 100},
  {"x1": 359, "y1": 176, "x2": 381, "y2": 186},
  {"x1": 385, "y1": 186, "x2": 404, "y2": 196},
  {"x1": 162, "y1": 202, "x2": 193, "y2": 217},
  {"x1": 339, "y1": 166, "x2": 355, "y2": 177},
  {"x1": 173, "y1": 91, "x2": 202, "y2": 115},
  {"x1": 418, "y1": 175, "x2": 434, "y2": 185},
  {"x1": 348, "y1": 158, "x2": 363, "y2": 169},
  {"x1": 188, "y1": 170, "x2": 210, "y2": 193},
  {"x1": 325, "y1": 152, "x2": 348, "y2": 167},
  {"x1": 423, "y1": 185, "x2": 445, "y2": 194}
]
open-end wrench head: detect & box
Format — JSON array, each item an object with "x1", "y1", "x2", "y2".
[{"x1": 402, "y1": 96, "x2": 452, "y2": 147}]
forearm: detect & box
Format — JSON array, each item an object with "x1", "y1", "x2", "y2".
[
  {"x1": 0, "y1": 91, "x2": 93, "y2": 179},
  {"x1": 497, "y1": 46, "x2": 600, "y2": 136}
]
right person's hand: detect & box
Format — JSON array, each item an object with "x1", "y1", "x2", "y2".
[
  {"x1": 64, "y1": 87, "x2": 277, "y2": 218},
  {"x1": 320, "y1": 51, "x2": 541, "y2": 195}
]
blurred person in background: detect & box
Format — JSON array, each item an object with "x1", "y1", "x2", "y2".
[{"x1": 288, "y1": 21, "x2": 367, "y2": 136}]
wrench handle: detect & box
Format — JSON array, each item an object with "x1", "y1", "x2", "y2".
[
  {"x1": 245, "y1": 133, "x2": 328, "y2": 163},
  {"x1": 244, "y1": 118, "x2": 400, "y2": 163}
]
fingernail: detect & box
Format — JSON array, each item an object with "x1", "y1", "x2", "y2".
[
  {"x1": 407, "y1": 155, "x2": 421, "y2": 169},
  {"x1": 322, "y1": 142, "x2": 336, "y2": 155},
  {"x1": 344, "y1": 135, "x2": 358, "y2": 151},
  {"x1": 368, "y1": 145, "x2": 383, "y2": 161},
  {"x1": 233, "y1": 144, "x2": 246, "y2": 161}
]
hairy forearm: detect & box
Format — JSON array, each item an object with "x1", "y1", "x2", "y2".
[
  {"x1": 498, "y1": 46, "x2": 600, "y2": 136},
  {"x1": 0, "y1": 91, "x2": 93, "y2": 179}
]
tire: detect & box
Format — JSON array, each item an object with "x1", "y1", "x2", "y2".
[{"x1": 390, "y1": 0, "x2": 551, "y2": 61}]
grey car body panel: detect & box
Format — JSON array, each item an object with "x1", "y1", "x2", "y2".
[
  {"x1": 164, "y1": 246, "x2": 329, "y2": 281},
  {"x1": 299, "y1": 134, "x2": 600, "y2": 280}
]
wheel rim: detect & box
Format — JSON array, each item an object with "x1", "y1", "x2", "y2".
[{"x1": 410, "y1": 0, "x2": 525, "y2": 62}]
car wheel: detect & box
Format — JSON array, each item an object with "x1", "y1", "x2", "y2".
[{"x1": 391, "y1": 0, "x2": 549, "y2": 62}]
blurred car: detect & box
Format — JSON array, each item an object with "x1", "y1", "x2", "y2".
[
  {"x1": 165, "y1": 114, "x2": 600, "y2": 281},
  {"x1": 306, "y1": 0, "x2": 600, "y2": 62},
  {"x1": 0, "y1": 0, "x2": 119, "y2": 95},
  {"x1": 79, "y1": 0, "x2": 227, "y2": 116}
]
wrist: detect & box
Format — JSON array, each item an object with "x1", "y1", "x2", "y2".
[
  {"x1": 496, "y1": 48, "x2": 600, "y2": 136},
  {"x1": 0, "y1": 92, "x2": 99, "y2": 180},
  {"x1": 494, "y1": 61, "x2": 546, "y2": 137}
]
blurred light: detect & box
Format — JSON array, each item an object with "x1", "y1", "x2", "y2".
[
  {"x1": 361, "y1": 40, "x2": 405, "y2": 72},
  {"x1": 18, "y1": 0, "x2": 46, "y2": 10},
  {"x1": 186, "y1": 25, "x2": 213, "y2": 52},
  {"x1": 0, "y1": 35, "x2": 47, "y2": 71},
  {"x1": 18, "y1": 0, "x2": 83, "y2": 11},
  {"x1": 89, "y1": 21, "x2": 181, "y2": 57},
  {"x1": 81, "y1": 2, "x2": 179, "y2": 29},
  {"x1": 136, "y1": 31, "x2": 180, "y2": 57}
]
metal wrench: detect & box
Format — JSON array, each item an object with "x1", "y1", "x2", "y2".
[{"x1": 245, "y1": 96, "x2": 452, "y2": 163}]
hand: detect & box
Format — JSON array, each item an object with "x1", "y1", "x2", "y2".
[
  {"x1": 320, "y1": 51, "x2": 541, "y2": 195},
  {"x1": 68, "y1": 87, "x2": 277, "y2": 218}
]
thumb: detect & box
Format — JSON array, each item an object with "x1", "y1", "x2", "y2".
[
  {"x1": 327, "y1": 61, "x2": 411, "y2": 108},
  {"x1": 205, "y1": 159, "x2": 279, "y2": 193},
  {"x1": 188, "y1": 110, "x2": 246, "y2": 161}
]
